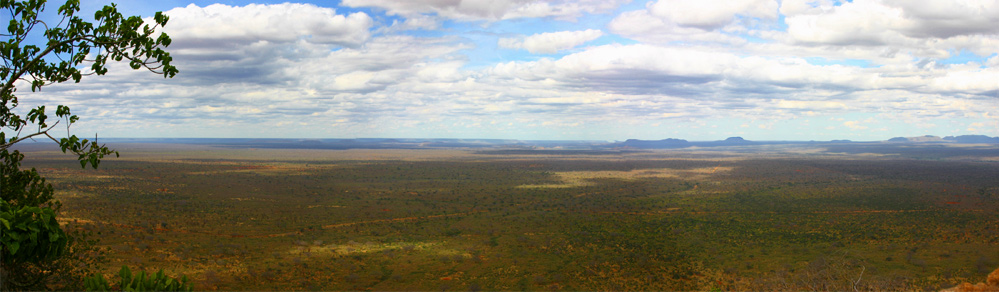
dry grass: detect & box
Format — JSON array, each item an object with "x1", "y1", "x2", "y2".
[
  {"x1": 288, "y1": 241, "x2": 441, "y2": 257},
  {"x1": 518, "y1": 166, "x2": 733, "y2": 188}
]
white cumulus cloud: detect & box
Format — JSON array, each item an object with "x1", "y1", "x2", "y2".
[
  {"x1": 647, "y1": 0, "x2": 778, "y2": 30},
  {"x1": 498, "y1": 29, "x2": 603, "y2": 54},
  {"x1": 609, "y1": 0, "x2": 777, "y2": 45},
  {"x1": 341, "y1": 0, "x2": 629, "y2": 21},
  {"x1": 162, "y1": 3, "x2": 373, "y2": 47},
  {"x1": 780, "y1": 0, "x2": 999, "y2": 53}
]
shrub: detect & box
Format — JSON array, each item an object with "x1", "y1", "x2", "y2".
[{"x1": 83, "y1": 266, "x2": 192, "y2": 291}]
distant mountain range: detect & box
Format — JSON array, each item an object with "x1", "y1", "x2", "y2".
[
  {"x1": 611, "y1": 135, "x2": 999, "y2": 149},
  {"x1": 886, "y1": 135, "x2": 999, "y2": 144},
  {"x1": 15, "y1": 135, "x2": 998, "y2": 151},
  {"x1": 614, "y1": 137, "x2": 761, "y2": 149}
]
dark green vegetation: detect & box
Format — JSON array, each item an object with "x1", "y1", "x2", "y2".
[
  {"x1": 84, "y1": 266, "x2": 192, "y2": 291},
  {"x1": 2, "y1": 0, "x2": 180, "y2": 290},
  {"x1": 16, "y1": 143, "x2": 999, "y2": 291}
]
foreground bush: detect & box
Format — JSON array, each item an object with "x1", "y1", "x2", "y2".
[{"x1": 84, "y1": 266, "x2": 192, "y2": 292}]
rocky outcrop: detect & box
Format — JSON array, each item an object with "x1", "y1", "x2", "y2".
[{"x1": 941, "y1": 267, "x2": 999, "y2": 292}]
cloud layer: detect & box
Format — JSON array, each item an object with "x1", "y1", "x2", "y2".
[
  {"x1": 342, "y1": 0, "x2": 629, "y2": 21},
  {"x1": 10, "y1": 0, "x2": 999, "y2": 141}
]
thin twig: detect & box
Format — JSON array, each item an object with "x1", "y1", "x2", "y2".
[{"x1": 0, "y1": 120, "x2": 59, "y2": 149}]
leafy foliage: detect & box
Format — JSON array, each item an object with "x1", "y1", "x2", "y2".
[
  {"x1": 0, "y1": 201, "x2": 68, "y2": 289},
  {"x1": 2, "y1": 0, "x2": 177, "y2": 162},
  {"x1": 0, "y1": 151, "x2": 108, "y2": 289},
  {"x1": 1, "y1": 0, "x2": 177, "y2": 290},
  {"x1": 0, "y1": 201, "x2": 67, "y2": 262},
  {"x1": 1, "y1": 149, "x2": 58, "y2": 210},
  {"x1": 83, "y1": 266, "x2": 192, "y2": 292}
]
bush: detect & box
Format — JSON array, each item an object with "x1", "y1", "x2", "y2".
[{"x1": 83, "y1": 266, "x2": 192, "y2": 291}]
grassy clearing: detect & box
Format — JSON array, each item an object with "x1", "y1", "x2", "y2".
[{"x1": 518, "y1": 166, "x2": 734, "y2": 188}]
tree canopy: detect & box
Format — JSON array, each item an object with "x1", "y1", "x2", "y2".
[{"x1": 1, "y1": 0, "x2": 178, "y2": 290}]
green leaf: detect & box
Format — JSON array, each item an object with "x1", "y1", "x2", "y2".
[{"x1": 119, "y1": 265, "x2": 132, "y2": 280}]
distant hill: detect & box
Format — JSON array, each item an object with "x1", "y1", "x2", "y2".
[
  {"x1": 618, "y1": 138, "x2": 691, "y2": 149},
  {"x1": 887, "y1": 135, "x2": 999, "y2": 144},
  {"x1": 16, "y1": 135, "x2": 994, "y2": 151},
  {"x1": 611, "y1": 137, "x2": 764, "y2": 149},
  {"x1": 943, "y1": 135, "x2": 999, "y2": 143},
  {"x1": 689, "y1": 137, "x2": 758, "y2": 147},
  {"x1": 710, "y1": 137, "x2": 755, "y2": 146},
  {"x1": 908, "y1": 135, "x2": 946, "y2": 142}
]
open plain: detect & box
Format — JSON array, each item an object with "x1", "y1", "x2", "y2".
[{"x1": 16, "y1": 142, "x2": 999, "y2": 291}]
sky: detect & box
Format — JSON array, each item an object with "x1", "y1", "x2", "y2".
[{"x1": 9, "y1": 0, "x2": 999, "y2": 141}]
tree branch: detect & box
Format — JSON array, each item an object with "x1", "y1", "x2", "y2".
[
  {"x1": 0, "y1": 120, "x2": 59, "y2": 150},
  {"x1": 1, "y1": 36, "x2": 89, "y2": 97}
]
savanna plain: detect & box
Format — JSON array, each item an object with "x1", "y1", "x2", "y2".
[{"x1": 17, "y1": 142, "x2": 999, "y2": 291}]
